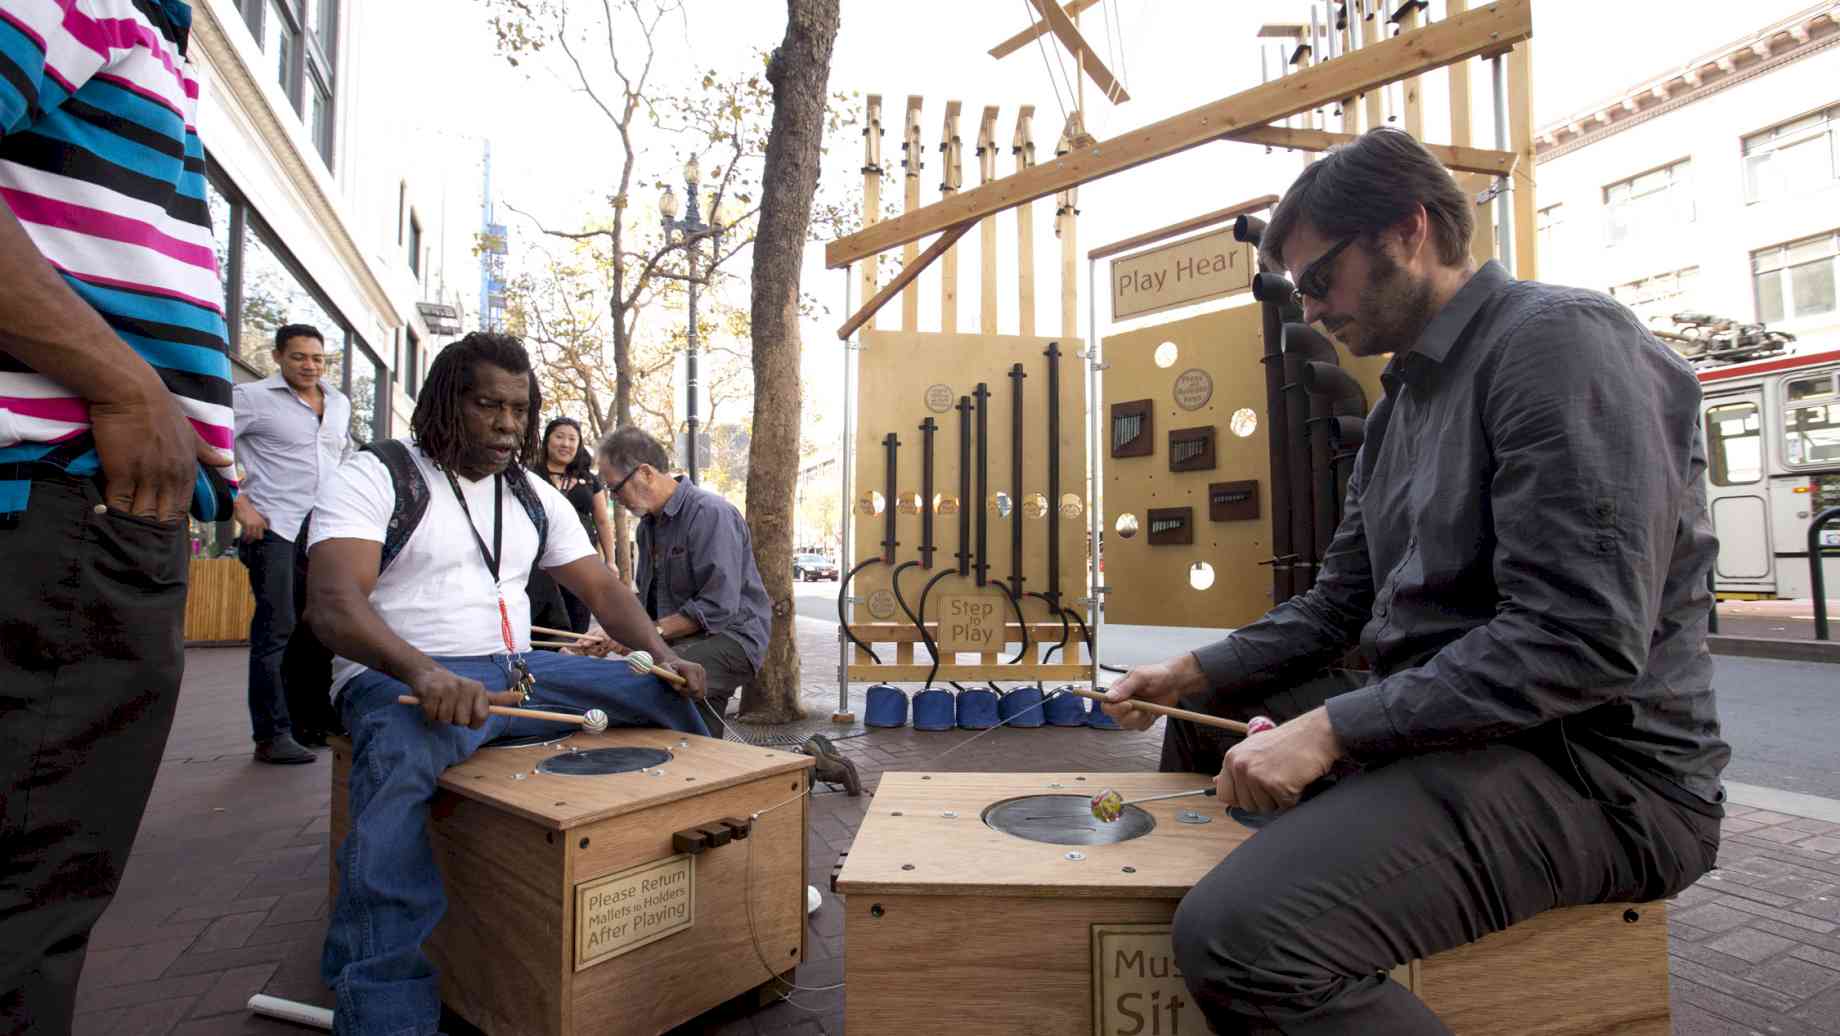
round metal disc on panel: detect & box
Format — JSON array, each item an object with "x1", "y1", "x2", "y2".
[
  {"x1": 981, "y1": 794, "x2": 1155, "y2": 846},
  {"x1": 536, "y1": 746, "x2": 673, "y2": 776}
]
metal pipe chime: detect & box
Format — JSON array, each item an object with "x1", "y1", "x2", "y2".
[
  {"x1": 1241, "y1": 216, "x2": 1297, "y2": 603},
  {"x1": 1284, "y1": 324, "x2": 1340, "y2": 568},
  {"x1": 955, "y1": 395, "x2": 973, "y2": 578},
  {"x1": 973, "y1": 382, "x2": 991, "y2": 587},
  {"x1": 1279, "y1": 323, "x2": 1319, "y2": 589},
  {"x1": 1173, "y1": 439, "x2": 1206, "y2": 465},
  {"x1": 1008, "y1": 362, "x2": 1028, "y2": 603},
  {"x1": 1043, "y1": 343, "x2": 1063, "y2": 609},
  {"x1": 881, "y1": 432, "x2": 901, "y2": 564},
  {"x1": 918, "y1": 417, "x2": 937, "y2": 569}
]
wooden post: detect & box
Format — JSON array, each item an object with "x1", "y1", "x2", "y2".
[
  {"x1": 1340, "y1": 4, "x2": 1360, "y2": 135},
  {"x1": 1445, "y1": 1, "x2": 1494, "y2": 267},
  {"x1": 860, "y1": 95, "x2": 882, "y2": 333},
  {"x1": 901, "y1": 95, "x2": 924, "y2": 332},
  {"x1": 1395, "y1": 1, "x2": 1428, "y2": 140},
  {"x1": 978, "y1": 106, "x2": 1000, "y2": 335},
  {"x1": 940, "y1": 101, "x2": 964, "y2": 333},
  {"x1": 1509, "y1": 40, "x2": 1537, "y2": 279},
  {"x1": 1014, "y1": 105, "x2": 1037, "y2": 337},
  {"x1": 1291, "y1": 31, "x2": 1316, "y2": 131},
  {"x1": 1363, "y1": 3, "x2": 1384, "y2": 128}
]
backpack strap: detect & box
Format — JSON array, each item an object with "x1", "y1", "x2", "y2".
[
  {"x1": 506, "y1": 466, "x2": 550, "y2": 563},
  {"x1": 361, "y1": 439, "x2": 431, "y2": 574}
]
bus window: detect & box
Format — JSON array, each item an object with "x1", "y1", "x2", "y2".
[
  {"x1": 1707, "y1": 402, "x2": 1763, "y2": 485},
  {"x1": 1785, "y1": 401, "x2": 1840, "y2": 466},
  {"x1": 1786, "y1": 372, "x2": 1837, "y2": 403}
]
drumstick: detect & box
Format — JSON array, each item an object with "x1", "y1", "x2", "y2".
[
  {"x1": 531, "y1": 639, "x2": 582, "y2": 649},
  {"x1": 396, "y1": 696, "x2": 609, "y2": 732},
  {"x1": 532, "y1": 625, "x2": 594, "y2": 641},
  {"x1": 1057, "y1": 686, "x2": 1259, "y2": 736}
]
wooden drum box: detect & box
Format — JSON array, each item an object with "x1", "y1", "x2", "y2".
[
  {"x1": 330, "y1": 730, "x2": 815, "y2": 1036},
  {"x1": 836, "y1": 772, "x2": 1670, "y2": 1036}
]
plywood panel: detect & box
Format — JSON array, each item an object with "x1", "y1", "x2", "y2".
[
  {"x1": 852, "y1": 330, "x2": 1088, "y2": 662},
  {"x1": 184, "y1": 556, "x2": 254, "y2": 643},
  {"x1": 1101, "y1": 300, "x2": 1386, "y2": 628}
]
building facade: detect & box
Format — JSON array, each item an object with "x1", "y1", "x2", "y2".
[{"x1": 1534, "y1": 4, "x2": 1840, "y2": 347}]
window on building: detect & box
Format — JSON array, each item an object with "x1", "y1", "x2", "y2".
[
  {"x1": 237, "y1": 0, "x2": 338, "y2": 164},
  {"x1": 1744, "y1": 106, "x2": 1840, "y2": 204},
  {"x1": 238, "y1": 214, "x2": 344, "y2": 387},
  {"x1": 407, "y1": 213, "x2": 422, "y2": 281},
  {"x1": 1611, "y1": 267, "x2": 1699, "y2": 328},
  {"x1": 1536, "y1": 203, "x2": 1564, "y2": 268},
  {"x1": 348, "y1": 340, "x2": 387, "y2": 444},
  {"x1": 405, "y1": 329, "x2": 421, "y2": 399},
  {"x1": 1753, "y1": 232, "x2": 1839, "y2": 325},
  {"x1": 1603, "y1": 160, "x2": 1693, "y2": 247},
  {"x1": 1705, "y1": 400, "x2": 1763, "y2": 486}
]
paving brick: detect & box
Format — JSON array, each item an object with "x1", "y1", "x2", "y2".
[
  {"x1": 87, "y1": 917, "x2": 210, "y2": 952},
  {"x1": 1791, "y1": 983, "x2": 1840, "y2": 1034},
  {"x1": 188, "y1": 962, "x2": 279, "y2": 1018},
  {"x1": 1676, "y1": 901, "x2": 1765, "y2": 933},
  {"x1": 1756, "y1": 873, "x2": 1840, "y2": 900},
  {"x1": 1784, "y1": 818, "x2": 1840, "y2": 835},
  {"x1": 81, "y1": 937, "x2": 197, "y2": 988},
  {"x1": 168, "y1": 896, "x2": 279, "y2": 924},
  {"x1": 1675, "y1": 978, "x2": 1830, "y2": 1034},
  {"x1": 1801, "y1": 836, "x2": 1840, "y2": 855},
  {"x1": 1747, "y1": 955, "x2": 1840, "y2": 998},
  {"x1": 75, "y1": 972, "x2": 217, "y2": 1015},
  {"x1": 1794, "y1": 943, "x2": 1840, "y2": 971},
  {"x1": 1740, "y1": 811, "x2": 1804, "y2": 827},
  {"x1": 1669, "y1": 955, "x2": 1801, "y2": 1011},
  {"x1": 1722, "y1": 894, "x2": 1838, "y2": 934},
  {"x1": 190, "y1": 911, "x2": 268, "y2": 953},
  {"x1": 262, "y1": 889, "x2": 328, "y2": 926},
  {"x1": 1744, "y1": 824, "x2": 1820, "y2": 845},
  {"x1": 75, "y1": 994, "x2": 196, "y2": 1036},
  {"x1": 160, "y1": 938, "x2": 320, "y2": 980},
  {"x1": 1800, "y1": 895, "x2": 1840, "y2": 923}
]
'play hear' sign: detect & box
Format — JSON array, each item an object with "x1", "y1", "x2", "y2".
[
  {"x1": 1111, "y1": 227, "x2": 1253, "y2": 321},
  {"x1": 933, "y1": 594, "x2": 1004, "y2": 652}
]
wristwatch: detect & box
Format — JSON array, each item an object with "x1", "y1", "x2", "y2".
[{"x1": 655, "y1": 624, "x2": 667, "y2": 642}]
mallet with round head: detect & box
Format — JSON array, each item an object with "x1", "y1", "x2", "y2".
[{"x1": 396, "y1": 696, "x2": 608, "y2": 732}]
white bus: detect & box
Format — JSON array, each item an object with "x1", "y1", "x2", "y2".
[{"x1": 1699, "y1": 347, "x2": 1840, "y2": 599}]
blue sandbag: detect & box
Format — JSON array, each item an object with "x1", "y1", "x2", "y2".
[
  {"x1": 997, "y1": 685, "x2": 1046, "y2": 727},
  {"x1": 864, "y1": 683, "x2": 908, "y2": 728},
  {"x1": 1044, "y1": 684, "x2": 1088, "y2": 726},
  {"x1": 956, "y1": 687, "x2": 1000, "y2": 729},
  {"x1": 912, "y1": 687, "x2": 956, "y2": 731},
  {"x1": 1085, "y1": 691, "x2": 1122, "y2": 729}
]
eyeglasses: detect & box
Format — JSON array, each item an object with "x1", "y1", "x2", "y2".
[
  {"x1": 1293, "y1": 235, "x2": 1357, "y2": 306},
  {"x1": 606, "y1": 465, "x2": 642, "y2": 497}
]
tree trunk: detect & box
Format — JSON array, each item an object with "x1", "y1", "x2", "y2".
[
  {"x1": 741, "y1": 0, "x2": 838, "y2": 721},
  {"x1": 610, "y1": 223, "x2": 635, "y2": 584}
]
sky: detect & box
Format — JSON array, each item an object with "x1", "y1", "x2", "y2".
[{"x1": 385, "y1": 0, "x2": 1820, "y2": 444}]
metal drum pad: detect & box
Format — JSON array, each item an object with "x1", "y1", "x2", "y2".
[
  {"x1": 536, "y1": 746, "x2": 673, "y2": 776},
  {"x1": 981, "y1": 794, "x2": 1155, "y2": 846}
]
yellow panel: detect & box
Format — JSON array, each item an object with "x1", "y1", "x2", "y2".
[
  {"x1": 1101, "y1": 299, "x2": 1387, "y2": 628},
  {"x1": 852, "y1": 330, "x2": 1088, "y2": 666}
]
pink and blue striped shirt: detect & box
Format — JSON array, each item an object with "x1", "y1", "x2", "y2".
[{"x1": 0, "y1": 0, "x2": 234, "y2": 519}]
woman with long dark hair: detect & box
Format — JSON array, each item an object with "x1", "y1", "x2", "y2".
[{"x1": 529, "y1": 417, "x2": 619, "y2": 631}]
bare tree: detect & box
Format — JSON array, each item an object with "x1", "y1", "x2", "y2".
[{"x1": 742, "y1": 0, "x2": 839, "y2": 721}]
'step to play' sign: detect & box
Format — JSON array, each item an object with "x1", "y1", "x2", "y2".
[
  {"x1": 933, "y1": 593, "x2": 1004, "y2": 652},
  {"x1": 1111, "y1": 228, "x2": 1253, "y2": 322},
  {"x1": 574, "y1": 854, "x2": 695, "y2": 970}
]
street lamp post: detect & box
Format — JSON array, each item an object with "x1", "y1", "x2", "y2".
[{"x1": 659, "y1": 157, "x2": 721, "y2": 483}]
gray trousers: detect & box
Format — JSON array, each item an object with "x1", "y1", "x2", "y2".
[
  {"x1": 1159, "y1": 671, "x2": 1720, "y2": 1034},
  {"x1": 669, "y1": 631, "x2": 756, "y2": 738}
]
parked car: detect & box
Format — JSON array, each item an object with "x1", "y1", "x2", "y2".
[{"x1": 793, "y1": 554, "x2": 839, "y2": 581}]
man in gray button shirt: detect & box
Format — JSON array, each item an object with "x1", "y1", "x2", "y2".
[
  {"x1": 232, "y1": 323, "x2": 352, "y2": 763},
  {"x1": 1104, "y1": 129, "x2": 1727, "y2": 1034},
  {"x1": 590, "y1": 427, "x2": 770, "y2": 737}
]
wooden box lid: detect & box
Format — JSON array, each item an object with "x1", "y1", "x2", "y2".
[
  {"x1": 436, "y1": 728, "x2": 813, "y2": 831},
  {"x1": 835, "y1": 772, "x2": 1252, "y2": 898}
]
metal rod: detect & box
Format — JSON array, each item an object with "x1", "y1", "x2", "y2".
[
  {"x1": 1492, "y1": 54, "x2": 1514, "y2": 276},
  {"x1": 837, "y1": 268, "x2": 855, "y2": 716},
  {"x1": 881, "y1": 432, "x2": 900, "y2": 563},
  {"x1": 1044, "y1": 341, "x2": 1062, "y2": 607},
  {"x1": 1009, "y1": 362, "x2": 1028, "y2": 601},
  {"x1": 1812, "y1": 506, "x2": 1840, "y2": 641},
  {"x1": 918, "y1": 417, "x2": 937, "y2": 569},
  {"x1": 974, "y1": 382, "x2": 990, "y2": 586},
  {"x1": 956, "y1": 395, "x2": 972, "y2": 577},
  {"x1": 1057, "y1": 686, "x2": 1250, "y2": 735},
  {"x1": 1086, "y1": 258, "x2": 1104, "y2": 691}
]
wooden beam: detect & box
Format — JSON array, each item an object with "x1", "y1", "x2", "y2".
[
  {"x1": 848, "y1": 664, "x2": 1092, "y2": 682},
  {"x1": 988, "y1": 0, "x2": 1104, "y2": 59},
  {"x1": 826, "y1": 0, "x2": 1533, "y2": 268},
  {"x1": 1024, "y1": 0, "x2": 1131, "y2": 103},
  {"x1": 836, "y1": 222, "x2": 975, "y2": 340},
  {"x1": 1227, "y1": 125, "x2": 1517, "y2": 176},
  {"x1": 1089, "y1": 194, "x2": 1280, "y2": 261}
]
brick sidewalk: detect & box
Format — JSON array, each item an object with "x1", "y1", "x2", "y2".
[{"x1": 65, "y1": 627, "x2": 1840, "y2": 1035}]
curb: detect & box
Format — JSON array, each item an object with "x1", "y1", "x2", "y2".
[{"x1": 1708, "y1": 634, "x2": 1840, "y2": 664}]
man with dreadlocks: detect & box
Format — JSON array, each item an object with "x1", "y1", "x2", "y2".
[{"x1": 304, "y1": 332, "x2": 708, "y2": 1035}]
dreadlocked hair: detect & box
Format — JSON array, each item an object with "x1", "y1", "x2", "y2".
[{"x1": 412, "y1": 331, "x2": 542, "y2": 473}]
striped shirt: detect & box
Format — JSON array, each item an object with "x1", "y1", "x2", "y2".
[{"x1": 0, "y1": 0, "x2": 234, "y2": 520}]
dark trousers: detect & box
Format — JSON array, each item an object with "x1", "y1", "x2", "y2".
[
  {"x1": 669, "y1": 631, "x2": 756, "y2": 738},
  {"x1": 0, "y1": 478, "x2": 189, "y2": 1035},
  {"x1": 1161, "y1": 672, "x2": 1720, "y2": 1034},
  {"x1": 238, "y1": 530, "x2": 294, "y2": 742}
]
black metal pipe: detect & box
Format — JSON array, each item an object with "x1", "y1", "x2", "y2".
[
  {"x1": 880, "y1": 431, "x2": 900, "y2": 563},
  {"x1": 974, "y1": 382, "x2": 990, "y2": 586},
  {"x1": 955, "y1": 395, "x2": 972, "y2": 578},
  {"x1": 1706, "y1": 568, "x2": 1719, "y2": 635},
  {"x1": 1286, "y1": 324, "x2": 1341, "y2": 567},
  {"x1": 1043, "y1": 342, "x2": 1062, "y2": 608},
  {"x1": 1233, "y1": 214, "x2": 1266, "y2": 245},
  {"x1": 918, "y1": 417, "x2": 937, "y2": 569},
  {"x1": 1302, "y1": 359, "x2": 1369, "y2": 525},
  {"x1": 1009, "y1": 362, "x2": 1027, "y2": 602},
  {"x1": 1812, "y1": 506, "x2": 1840, "y2": 641},
  {"x1": 1278, "y1": 322, "x2": 1319, "y2": 589},
  {"x1": 1253, "y1": 273, "x2": 1296, "y2": 602}
]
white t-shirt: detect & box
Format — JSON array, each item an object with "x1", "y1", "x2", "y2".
[{"x1": 308, "y1": 441, "x2": 597, "y2": 694}]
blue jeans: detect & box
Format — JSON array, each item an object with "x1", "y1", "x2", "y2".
[
  {"x1": 239, "y1": 530, "x2": 295, "y2": 742},
  {"x1": 320, "y1": 652, "x2": 708, "y2": 1036}
]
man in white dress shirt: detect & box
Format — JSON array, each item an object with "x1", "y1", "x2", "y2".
[{"x1": 232, "y1": 324, "x2": 351, "y2": 763}]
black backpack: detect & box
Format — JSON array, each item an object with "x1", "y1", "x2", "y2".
[{"x1": 280, "y1": 439, "x2": 549, "y2": 740}]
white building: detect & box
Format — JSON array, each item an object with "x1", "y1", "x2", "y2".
[
  {"x1": 1533, "y1": 4, "x2": 1840, "y2": 348},
  {"x1": 188, "y1": 0, "x2": 483, "y2": 450}
]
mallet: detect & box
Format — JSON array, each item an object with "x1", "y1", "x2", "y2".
[
  {"x1": 527, "y1": 627, "x2": 688, "y2": 689},
  {"x1": 395, "y1": 696, "x2": 609, "y2": 733},
  {"x1": 1089, "y1": 716, "x2": 1278, "y2": 823},
  {"x1": 1057, "y1": 686, "x2": 1273, "y2": 737}
]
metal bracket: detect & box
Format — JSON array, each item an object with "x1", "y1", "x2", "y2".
[
  {"x1": 1092, "y1": 585, "x2": 1113, "y2": 595},
  {"x1": 1092, "y1": 362, "x2": 1112, "y2": 372},
  {"x1": 1474, "y1": 177, "x2": 1509, "y2": 205}
]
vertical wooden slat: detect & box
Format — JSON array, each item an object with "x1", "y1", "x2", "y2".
[
  {"x1": 1508, "y1": 41, "x2": 1537, "y2": 279},
  {"x1": 1363, "y1": 3, "x2": 1384, "y2": 128},
  {"x1": 902, "y1": 96, "x2": 925, "y2": 332},
  {"x1": 1398, "y1": 3, "x2": 1426, "y2": 140},
  {"x1": 1447, "y1": 1, "x2": 1472, "y2": 146},
  {"x1": 1056, "y1": 115, "x2": 1080, "y2": 339},
  {"x1": 1015, "y1": 106, "x2": 1037, "y2": 337},
  {"x1": 860, "y1": 96, "x2": 883, "y2": 332},
  {"x1": 978, "y1": 106, "x2": 1000, "y2": 336},
  {"x1": 940, "y1": 102, "x2": 964, "y2": 332}
]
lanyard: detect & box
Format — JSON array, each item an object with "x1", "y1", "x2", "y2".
[{"x1": 444, "y1": 468, "x2": 517, "y2": 656}]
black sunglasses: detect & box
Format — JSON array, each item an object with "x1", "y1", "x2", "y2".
[
  {"x1": 606, "y1": 465, "x2": 643, "y2": 497},
  {"x1": 1294, "y1": 235, "x2": 1358, "y2": 305}
]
